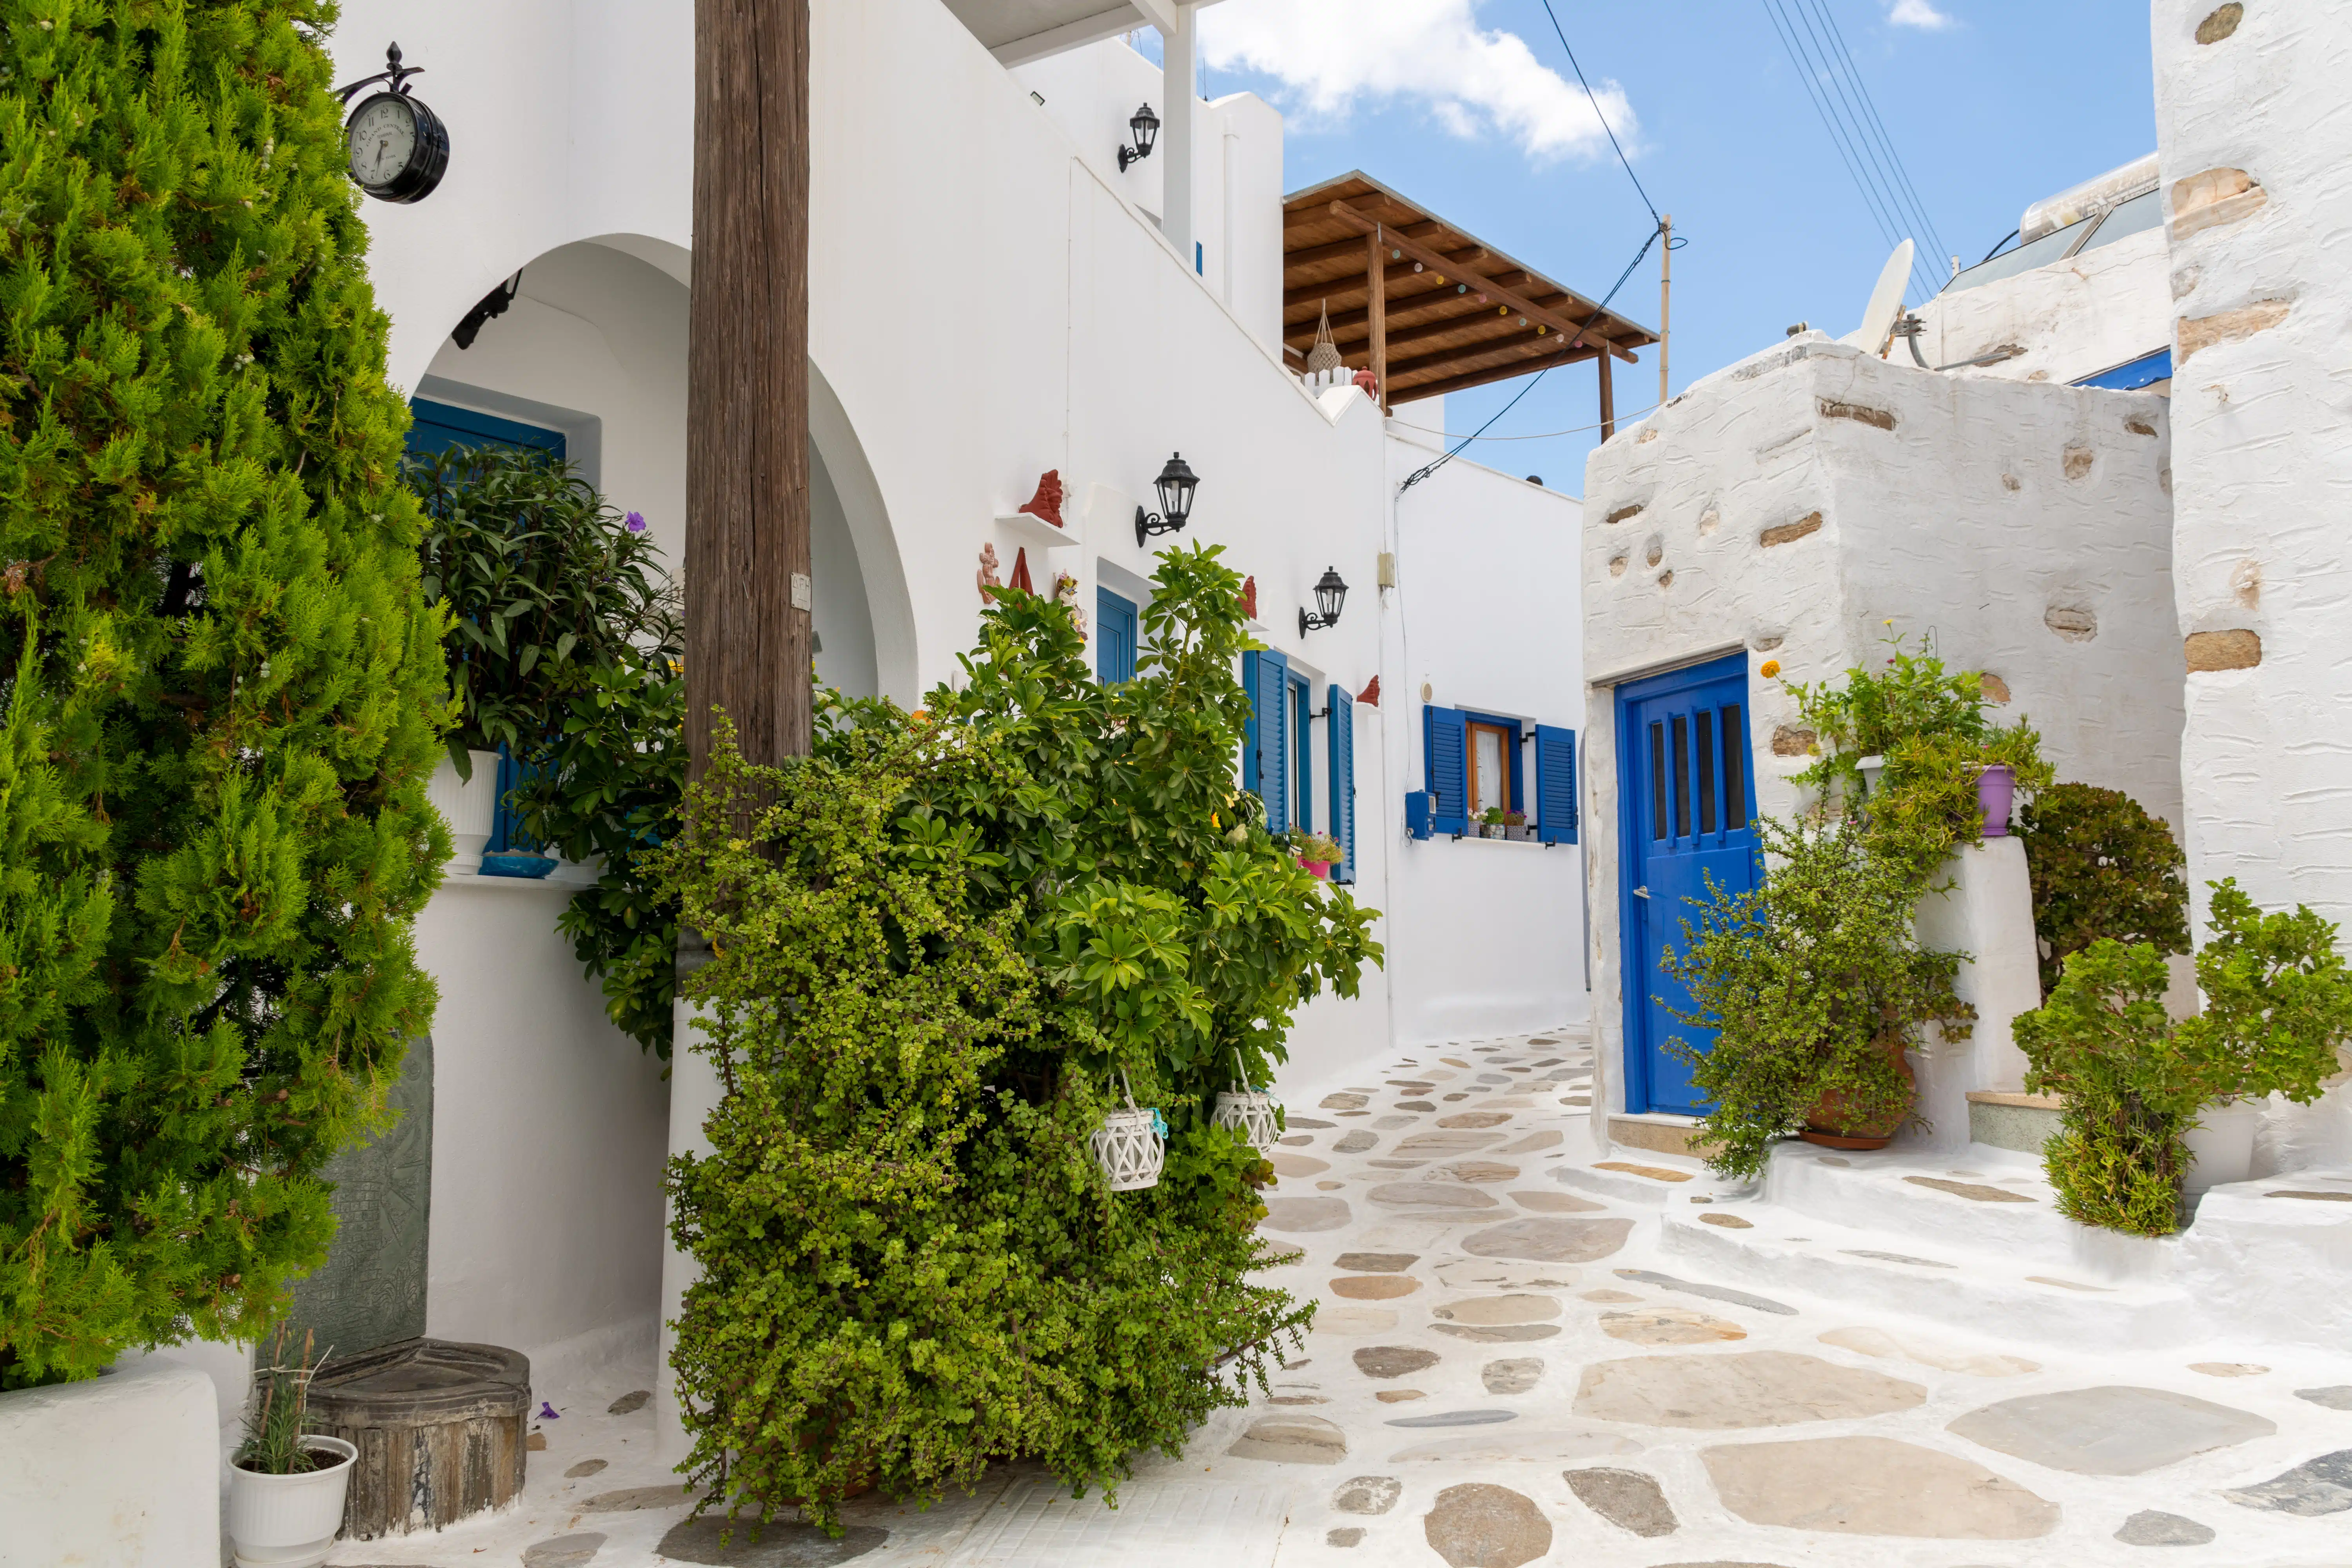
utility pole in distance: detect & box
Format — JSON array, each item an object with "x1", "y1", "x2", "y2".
[
  {"x1": 1659, "y1": 213, "x2": 1672, "y2": 410},
  {"x1": 686, "y1": 0, "x2": 813, "y2": 780}
]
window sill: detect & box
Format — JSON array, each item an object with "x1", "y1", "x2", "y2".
[{"x1": 439, "y1": 858, "x2": 602, "y2": 890}]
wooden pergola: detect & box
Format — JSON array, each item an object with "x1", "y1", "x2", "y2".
[{"x1": 1283, "y1": 172, "x2": 1659, "y2": 434}]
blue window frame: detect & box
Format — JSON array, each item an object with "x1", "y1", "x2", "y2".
[
  {"x1": 1289, "y1": 670, "x2": 1314, "y2": 835},
  {"x1": 407, "y1": 397, "x2": 567, "y2": 461},
  {"x1": 1096, "y1": 587, "x2": 1138, "y2": 684}
]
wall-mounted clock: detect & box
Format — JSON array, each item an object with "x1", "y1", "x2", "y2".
[{"x1": 334, "y1": 43, "x2": 448, "y2": 204}]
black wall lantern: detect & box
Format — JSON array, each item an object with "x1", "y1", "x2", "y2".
[
  {"x1": 1299, "y1": 568, "x2": 1348, "y2": 635},
  {"x1": 1118, "y1": 102, "x2": 1161, "y2": 171},
  {"x1": 1134, "y1": 453, "x2": 1198, "y2": 547}
]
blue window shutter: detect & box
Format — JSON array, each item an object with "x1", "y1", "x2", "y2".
[
  {"x1": 406, "y1": 397, "x2": 566, "y2": 462},
  {"x1": 1536, "y1": 724, "x2": 1578, "y2": 844},
  {"x1": 1244, "y1": 649, "x2": 1290, "y2": 832},
  {"x1": 1424, "y1": 706, "x2": 1467, "y2": 836},
  {"x1": 1096, "y1": 587, "x2": 1138, "y2": 683},
  {"x1": 1327, "y1": 684, "x2": 1355, "y2": 882}
]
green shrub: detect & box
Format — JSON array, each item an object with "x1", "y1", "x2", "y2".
[
  {"x1": 1666, "y1": 817, "x2": 1973, "y2": 1180},
  {"x1": 2016, "y1": 879, "x2": 2352, "y2": 1235},
  {"x1": 2017, "y1": 783, "x2": 2188, "y2": 1000},
  {"x1": 408, "y1": 445, "x2": 684, "y2": 1054},
  {"x1": 0, "y1": 4, "x2": 447, "y2": 1387},
  {"x1": 1784, "y1": 631, "x2": 2051, "y2": 887},
  {"x1": 661, "y1": 544, "x2": 1379, "y2": 1532}
]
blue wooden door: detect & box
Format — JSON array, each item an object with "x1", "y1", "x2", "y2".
[{"x1": 1618, "y1": 653, "x2": 1758, "y2": 1116}]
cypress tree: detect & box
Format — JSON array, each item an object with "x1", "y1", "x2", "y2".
[{"x1": 0, "y1": 1, "x2": 448, "y2": 1387}]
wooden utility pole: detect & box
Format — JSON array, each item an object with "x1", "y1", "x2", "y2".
[
  {"x1": 1366, "y1": 229, "x2": 1388, "y2": 412},
  {"x1": 686, "y1": 0, "x2": 813, "y2": 779},
  {"x1": 1597, "y1": 349, "x2": 1615, "y2": 442},
  {"x1": 1659, "y1": 213, "x2": 1673, "y2": 408}
]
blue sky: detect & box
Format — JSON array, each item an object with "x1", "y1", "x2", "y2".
[{"x1": 1179, "y1": 0, "x2": 2158, "y2": 492}]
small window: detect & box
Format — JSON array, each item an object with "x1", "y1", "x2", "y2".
[
  {"x1": 1722, "y1": 703, "x2": 1748, "y2": 829},
  {"x1": 1096, "y1": 587, "x2": 1138, "y2": 684},
  {"x1": 1468, "y1": 719, "x2": 1516, "y2": 816},
  {"x1": 1649, "y1": 721, "x2": 1667, "y2": 841},
  {"x1": 1670, "y1": 714, "x2": 1691, "y2": 838},
  {"x1": 1695, "y1": 710, "x2": 1718, "y2": 833}
]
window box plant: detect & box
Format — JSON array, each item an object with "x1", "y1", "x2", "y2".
[
  {"x1": 1503, "y1": 809, "x2": 1537, "y2": 842},
  {"x1": 1293, "y1": 832, "x2": 1343, "y2": 878},
  {"x1": 227, "y1": 1328, "x2": 356, "y2": 1568},
  {"x1": 1479, "y1": 806, "x2": 1506, "y2": 839}
]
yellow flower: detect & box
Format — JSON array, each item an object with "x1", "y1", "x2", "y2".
[{"x1": 1760, "y1": 660, "x2": 1781, "y2": 679}]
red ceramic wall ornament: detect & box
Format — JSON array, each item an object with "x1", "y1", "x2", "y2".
[
  {"x1": 1356, "y1": 674, "x2": 1381, "y2": 707},
  {"x1": 1018, "y1": 470, "x2": 1065, "y2": 529},
  {"x1": 1354, "y1": 368, "x2": 1380, "y2": 400},
  {"x1": 1009, "y1": 547, "x2": 1034, "y2": 594},
  {"x1": 1240, "y1": 575, "x2": 1258, "y2": 620},
  {"x1": 977, "y1": 541, "x2": 1003, "y2": 603}
]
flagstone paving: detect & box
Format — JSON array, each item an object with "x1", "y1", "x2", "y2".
[{"x1": 328, "y1": 1030, "x2": 2352, "y2": 1568}]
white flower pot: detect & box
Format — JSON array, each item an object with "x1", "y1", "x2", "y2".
[
  {"x1": 426, "y1": 751, "x2": 501, "y2": 873},
  {"x1": 227, "y1": 1434, "x2": 356, "y2": 1568},
  {"x1": 2183, "y1": 1098, "x2": 2260, "y2": 1193}
]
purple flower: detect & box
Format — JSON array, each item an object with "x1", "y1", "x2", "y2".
[
  {"x1": 624, "y1": 511, "x2": 648, "y2": 534},
  {"x1": 537, "y1": 1401, "x2": 561, "y2": 1421}
]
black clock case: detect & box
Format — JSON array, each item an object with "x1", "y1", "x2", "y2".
[{"x1": 349, "y1": 92, "x2": 450, "y2": 205}]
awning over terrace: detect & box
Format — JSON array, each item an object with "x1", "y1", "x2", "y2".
[{"x1": 1282, "y1": 172, "x2": 1659, "y2": 427}]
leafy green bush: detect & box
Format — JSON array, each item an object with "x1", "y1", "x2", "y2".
[
  {"x1": 2016, "y1": 783, "x2": 2188, "y2": 1000},
  {"x1": 1784, "y1": 632, "x2": 2051, "y2": 887},
  {"x1": 661, "y1": 545, "x2": 1379, "y2": 1531},
  {"x1": 2016, "y1": 879, "x2": 2352, "y2": 1235},
  {"x1": 0, "y1": 5, "x2": 447, "y2": 1387},
  {"x1": 409, "y1": 445, "x2": 684, "y2": 1054},
  {"x1": 1666, "y1": 818, "x2": 1973, "y2": 1180}
]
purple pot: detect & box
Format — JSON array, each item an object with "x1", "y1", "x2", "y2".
[{"x1": 1978, "y1": 764, "x2": 2016, "y2": 838}]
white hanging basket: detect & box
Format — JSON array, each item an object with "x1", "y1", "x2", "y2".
[
  {"x1": 1091, "y1": 1072, "x2": 1165, "y2": 1191},
  {"x1": 1211, "y1": 1051, "x2": 1281, "y2": 1151}
]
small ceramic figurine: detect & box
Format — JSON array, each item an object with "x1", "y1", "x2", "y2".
[
  {"x1": 977, "y1": 541, "x2": 1002, "y2": 603},
  {"x1": 1053, "y1": 572, "x2": 1087, "y2": 635}
]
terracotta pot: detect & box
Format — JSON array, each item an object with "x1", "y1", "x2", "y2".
[{"x1": 1800, "y1": 1035, "x2": 1915, "y2": 1150}]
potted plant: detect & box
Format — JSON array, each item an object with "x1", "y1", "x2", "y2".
[
  {"x1": 1479, "y1": 806, "x2": 1506, "y2": 839},
  {"x1": 1294, "y1": 832, "x2": 1343, "y2": 878},
  {"x1": 2015, "y1": 879, "x2": 2352, "y2": 1233},
  {"x1": 1665, "y1": 817, "x2": 1974, "y2": 1178},
  {"x1": 228, "y1": 1326, "x2": 358, "y2": 1568},
  {"x1": 1503, "y1": 809, "x2": 1537, "y2": 842}
]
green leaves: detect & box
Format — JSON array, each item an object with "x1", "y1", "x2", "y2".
[
  {"x1": 2015, "y1": 880, "x2": 2352, "y2": 1235},
  {"x1": 2017, "y1": 783, "x2": 2188, "y2": 1000},
  {"x1": 1666, "y1": 817, "x2": 1973, "y2": 1181},
  {"x1": 0, "y1": 3, "x2": 447, "y2": 1387},
  {"x1": 657, "y1": 545, "x2": 1362, "y2": 1532}
]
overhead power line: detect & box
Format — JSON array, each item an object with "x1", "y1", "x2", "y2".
[
  {"x1": 1533, "y1": 0, "x2": 1659, "y2": 224},
  {"x1": 1759, "y1": 0, "x2": 1947, "y2": 305}
]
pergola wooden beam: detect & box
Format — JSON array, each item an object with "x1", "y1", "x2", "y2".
[
  {"x1": 1321, "y1": 201, "x2": 1636, "y2": 361},
  {"x1": 1284, "y1": 220, "x2": 1447, "y2": 272},
  {"x1": 1396, "y1": 342, "x2": 1608, "y2": 403},
  {"x1": 1283, "y1": 246, "x2": 1488, "y2": 309},
  {"x1": 1292, "y1": 298, "x2": 1621, "y2": 358},
  {"x1": 1384, "y1": 336, "x2": 1602, "y2": 384}
]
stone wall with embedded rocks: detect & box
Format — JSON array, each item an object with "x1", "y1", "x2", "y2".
[
  {"x1": 2154, "y1": 0, "x2": 2352, "y2": 1168},
  {"x1": 1903, "y1": 220, "x2": 2172, "y2": 389},
  {"x1": 1578, "y1": 337, "x2": 2179, "y2": 1129}
]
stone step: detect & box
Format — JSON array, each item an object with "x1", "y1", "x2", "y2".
[
  {"x1": 1552, "y1": 1153, "x2": 1746, "y2": 1207},
  {"x1": 1758, "y1": 1140, "x2": 2176, "y2": 1281},
  {"x1": 1656, "y1": 1207, "x2": 2205, "y2": 1352}
]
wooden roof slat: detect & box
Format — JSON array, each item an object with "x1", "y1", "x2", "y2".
[{"x1": 1281, "y1": 170, "x2": 1656, "y2": 404}]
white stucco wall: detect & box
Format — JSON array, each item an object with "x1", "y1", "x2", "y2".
[
  {"x1": 1380, "y1": 428, "x2": 1590, "y2": 1047},
  {"x1": 0, "y1": 1359, "x2": 218, "y2": 1568},
  {"x1": 1906, "y1": 223, "x2": 2172, "y2": 388},
  {"x1": 1579, "y1": 338, "x2": 2180, "y2": 1132},
  {"x1": 414, "y1": 880, "x2": 671, "y2": 1394},
  {"x1": 2153, "y1": 0, "x2": 2352, "y2": 1166}
]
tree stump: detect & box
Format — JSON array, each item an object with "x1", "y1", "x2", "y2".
[{"x1": 306, "y1": 1338, "x2": 530, "y2": 1539}]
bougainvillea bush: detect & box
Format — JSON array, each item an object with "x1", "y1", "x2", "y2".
[
  {"x1": 0, "y1": 4, "x2": 447, "y2": 1387},
  {"x1": 661, "y1": 545, "x2": 1379, "y2": 1530}
]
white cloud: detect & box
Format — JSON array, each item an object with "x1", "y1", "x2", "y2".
[
  {"x1": 1195, "y1": 0, "x2": 1637, "y2": 165},
  {"x1": 1889, "y1": 0, "x2": 1955, "y2": 29}
]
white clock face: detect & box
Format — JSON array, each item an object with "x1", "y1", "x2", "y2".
[{"x1": 347, "y1": 98, "x2": 417, "y2": 187}]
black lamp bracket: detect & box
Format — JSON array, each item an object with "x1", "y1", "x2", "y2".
[
  {"x1": 1299, "y1": 607, "x2": 1339, "y2": 636},
  {"x1": 334, "y1": 42, "x2": 426, "y2": 105},
  {"x1": 1135, "y1": 506, "x2": 1182, "y2": 548}
]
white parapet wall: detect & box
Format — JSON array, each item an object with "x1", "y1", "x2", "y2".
[
  {"x1": 1579, "y1": 338, "x2": 2181, "y2": 1136},
  {"x1": 0, "y1": 1359, "x2": 219, "y2": 1568}
]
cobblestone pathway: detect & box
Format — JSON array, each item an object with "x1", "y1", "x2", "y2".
[{"x1": 332, "y1": 1031, "x2": 2352, "y2": 1568}]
